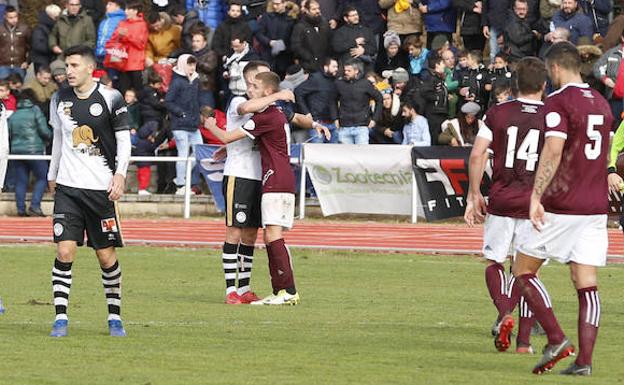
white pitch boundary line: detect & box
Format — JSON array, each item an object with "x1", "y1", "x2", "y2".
[{"x1": 1, "y1": 235, "x2": 624, "y2": 260}]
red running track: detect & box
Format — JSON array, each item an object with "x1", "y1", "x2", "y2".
[{"x1": 1, "y1": 217, "x2": 623, "y2": 259}]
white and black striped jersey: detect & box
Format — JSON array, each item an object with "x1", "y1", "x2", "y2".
[{"x1": 49, "y1": 83, "x2": 130, "y2": 190}]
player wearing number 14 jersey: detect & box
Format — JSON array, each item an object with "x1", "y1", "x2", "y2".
[
  {"x1": 512, "y1": 42, "x2": 614, "y2": 375},
  {"x1": 465, "y1": 57, "x2": 547, "y2": 354}
]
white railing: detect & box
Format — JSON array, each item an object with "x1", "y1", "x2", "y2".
[{"x1": 6, "y1": 154, "x2": 197, "y2": 219}]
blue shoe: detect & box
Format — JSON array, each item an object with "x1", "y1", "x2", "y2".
[
  {"x1": 0, "y1": 298, "x2": 5, "y2": 314},
  {"x1": 50, "y1": 319, "x2": 68, "y2": 337},
  {"x1": 108, "y1": 319, "x2": 126, "y2": 337}
]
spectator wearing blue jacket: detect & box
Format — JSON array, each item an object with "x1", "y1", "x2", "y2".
[
  {"x1": 401, "y1": 99, "x2": 431, "y2": 146},
  {"x1": 165, "y1": 54, "x2": 201, "y2": 194},
  {"x1": 550, "y1": 0, "x2": 593, "y2": 45},
  {"x1": 187, "y1": 0, "x2": 226, "y2": 37},
  {"x1": 578, "y1": 0, "x2": 611, "y2": 37},
  {"x1": 95, "y1": 1, "x2": 126, "y2": 64},
  {"x1": 418, "y1": 0, "x2": 457, "y2": 49}
]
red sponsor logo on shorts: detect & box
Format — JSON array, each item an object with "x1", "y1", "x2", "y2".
[{"x1": 101, "y1": 218, "x2": 118, "y2": 233}]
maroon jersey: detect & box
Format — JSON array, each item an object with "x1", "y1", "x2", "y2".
[
  {"x1": 242, "y1": 105, "x2": 295, "y2": 194},
  {"x1": 541, "y1": 83, "x2": 613, "y2": 215},
  {"x1": 480, "y1": 98, "x2": 545, "y2": 218}
]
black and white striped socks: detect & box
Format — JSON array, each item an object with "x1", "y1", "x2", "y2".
[
  {"x1": 237, "y1": 244, "x2": 255, "y2": 295},
  {"x1": 101, "y1": 261, "x2": 122, "y2": 321},
  {"x1": 52, "y1": 259, "x2": 72, "y2": 321}
]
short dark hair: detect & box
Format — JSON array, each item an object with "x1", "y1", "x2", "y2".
[
  {"x1": 402, "y1": 99, "x2": 418, "y2": 112},
  {"x1": 304, "y1": 0, "x2": 319, "y2": 11},
  {"x1": 230, "y1": 30, "x2": 248, "y2": 43},
  {"x1": 64, "y1": 45, "x2": 97, "y2": 65},
  {"x1": 516, "y1": 56, "x2": 547, "y2": 94},
  {"x1": 468, "y1": 50, "x2": 483, "y2": 63},
  {"x1": 494, "y1": 52, "x2": 509, "y2": 63},
  {"x1": 18, "y1": 88, "x2": 37, "y2": 103},
  {"x1": 229, "y1": 0, "x2": 243, "y2": 9},
  {"x1": 110, "y1": 0, "x2": 126, "y2": 8},
  {"x1": 0, "y1": 79, "x2": 9, "y2": 89},
  {"x1": 125, "y1": 0, "x2": 143, "y2": 12},
  {"x1": 343, "y1": 58, "x2": 363, "y2": 73},
  {"x1": 186, "y1": 55, "x2": 198, "y2": 65},
  {"x1": 147, "y1": 11, "x2": 160, "y2": 24},
  {"x1": 255, "y1": 71, "x2": 281, "y2": 93},
  {"x1": 146, "y1": 69, "x2": 163, "y2": 85},
  {"x1": 37, "y1": 65, "x2": 52, "y2": 75},
  {"x1": 6, "y1": 73, "x2": 22, "y2": 84},
  {"x1": 545, "y1": 41, "x2": 581, "y2": 71},
  {"x1": 4, "y1": 5, "x2": 17, "y2": 14},
  {"x1": 428, "y1": 53, "x2": 444, "y2": 70},
  {"x1": 191, "y1": 27, "x2": 208, "y2": 39},
  {"x1": 343, "y1": 5, "x2": 358, "y2": 17},
  {"x1": 243, "y1": 60, "x2": 271, "y2": 76},
  {"x1": 172, "y1": 5, "x2": 186, "y2": 16},
  {"x1": 323, "y1": 56, "x2": 337, "y2": 67}
]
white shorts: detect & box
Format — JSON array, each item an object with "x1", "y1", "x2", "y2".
[
  {"x1": 517, "y1": 213, "x2": 608, "y2": 267},
  {"x1": 261, "y1": 193, "x2": 295, "y2": 229},
  {"x1": 483, "y1": 214, "x2": 533, "y2": 263}
]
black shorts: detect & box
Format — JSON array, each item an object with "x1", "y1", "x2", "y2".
[
  {"x1": 52, "y1": 184, "x2": 124, "y2": 249},
  {"x1": 222, "y1": 175, "x2": 262, "y2": 228}
]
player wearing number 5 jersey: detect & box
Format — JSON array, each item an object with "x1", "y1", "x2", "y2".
[
  {"x1": 465, "y1": 57, "x2": 547, "y2": 355},
  {"x1": 510, "y1": 42, "x2": 614, "y2": 376}
]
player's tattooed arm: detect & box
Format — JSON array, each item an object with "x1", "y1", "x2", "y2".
[{"x1": 531, "y1": 136, "x2": 565, "y2": 198}]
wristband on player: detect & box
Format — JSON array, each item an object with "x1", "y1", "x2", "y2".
[{"x1": 608, "y1": 166, "x2": 617, "y2": 174}]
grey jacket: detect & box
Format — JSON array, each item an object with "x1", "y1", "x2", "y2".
[{"x1": 593, "y1": 44, "x2": 624, "y2": 99}]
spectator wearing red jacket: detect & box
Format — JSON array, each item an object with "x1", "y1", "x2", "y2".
[
  {"x1": 107, "y1": 1, "x2": 148, "y2": 94},
  {"x1": 199, "y1": 105, "x2": 226, "y2": 145}
]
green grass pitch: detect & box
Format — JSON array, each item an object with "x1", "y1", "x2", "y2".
[{"x1": 0, "y1": 245, "x2": 623, "y2": 384}]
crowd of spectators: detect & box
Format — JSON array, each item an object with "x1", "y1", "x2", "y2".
[{"x1": 0, "y1": 0, "x2": 622, "y2": 204}]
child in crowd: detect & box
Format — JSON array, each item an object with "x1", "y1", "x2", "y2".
[
  {"x1": 459, "y1": 50, "x2": 488, "y2": 113},
  {"x1": 132, "y1": 121, "x2": 160, "y2": 195},
  {"x1": 7, "y1": 73, "x2": 22, "y2": 97},
  {"x1": 485, "y1": 52, "x2": 514, "y2": 107},
  {"x1": 0, "y1": 80, "x2": 16, "y2": 113},
  {"x1": 199, "y1": 105, "x2": 226, "y2": 145},
  {"x1": 125, "y1": 88, "x2": 142, "y2": 139},
  {"x1": 140, "y1": 70, "x2": 177, "y2": 193},
  {"x1": 401, "y1": 99, "x2": 431, "y2": 146},
  {"x1": 404, "y1": 36, "x2": 428, "y2": 78},
  {"x1": 454, "y1": 50, "x2": 470, "y2": 85},
  {"x1": 493, "y1": 86, "x2": 513, "y2": 104}
]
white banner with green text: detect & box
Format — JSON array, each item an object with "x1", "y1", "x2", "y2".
[{"x1": 304, "y1": 144, "x2": 417, "y2": 216}]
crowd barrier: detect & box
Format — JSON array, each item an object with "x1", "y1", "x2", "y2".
[{"x1": 8, "y1": 145, "x2": 622, "y2": 222}]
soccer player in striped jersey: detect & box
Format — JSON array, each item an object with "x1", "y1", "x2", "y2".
[
  {"x1": 512, "y1": 42, "x2": 613, "y2": 376},
  {"x1": 465, "y1": 56, "x2": 547, "y2": 354},
  {"x1": 47, "y1": 45, "x2": 131, "y2": 337}
]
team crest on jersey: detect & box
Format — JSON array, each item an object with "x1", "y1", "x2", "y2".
[
  {"x1": 521, "y1": 104, "x2": 538, "y2": 114},
  {"x1": 53, "y1": 223, "x2": 64, "y2": 237},
  {"x1": 62, "y1": 101, "x2": 73, "y2": 116},
  {"x1": 581, "y1": 89, "x2": 594, "y2": 99},
  {"x1": 89, "y1": 103, "x2": 103, "y2": 116},
  {"x1": 101, "y1": 218, "x2": 118, "y2": 233},
  {"x1": 72, "y1": 125, "x2": 101, "y2": 156}
]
